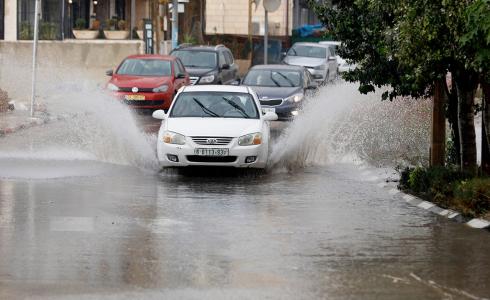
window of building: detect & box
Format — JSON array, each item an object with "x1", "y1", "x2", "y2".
[{"x1": 18, "y1": 0, "x2": 62, "y2": 40}]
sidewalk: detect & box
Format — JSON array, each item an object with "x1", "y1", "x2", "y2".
[{"x1": 0, "y1": 109, "x2": 50, "y2": 137}]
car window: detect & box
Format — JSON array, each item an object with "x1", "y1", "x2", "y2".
[
  {"x1": 224, "y1": 50, "x2": 234, "y2": 65},
  {"x1": 117, "y1": 59, "x2": 172, "y2": 76},
  {"x1": 174, "y1": 59, "x2": 185, "y2": 76},
  {"x1": 243, "y1": 69, "x2": 302, "y2": 87},
  {"x1": 170, "y1": 91, "x2": 259, "y2": 119},
  {"x1": 219, "y1": 51, "x2": 227, "y2": 67},
  {"x1": 171, "y1": 50, "x2": 217, "y2": 68},
  {"x1": 287, "y1": 45, "x2": 327, "y2": 59}
]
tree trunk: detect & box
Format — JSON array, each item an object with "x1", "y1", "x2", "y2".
[
  {"x1": 482, "y1": 82, "x2": 490, "y2": 175},
  {"x1": 430, "y1": 79, "x2": 446, "y2": 166},
  {"x1": 455, "y1": 71, "x2": 478, "y2": 175},
  {"x1": 445, "y1": 75, "x2": 461, "y2": 166}
]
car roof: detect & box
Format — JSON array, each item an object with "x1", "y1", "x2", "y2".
[
  {"x1": 173, "y1": 45, "x2": 226, "y2": 52},
  {"x1": 125, "y1": 54, "x2": 176, "y2": 60},
  {"x1": 181, "y1": 85, "x2": 250, "y2": 93},
  {"x1": 250, "y1": 64, "x2": 304, "y2": 71},
  {"x1": 292, "y1": 42, "x2": 329, "y2": 48},
  {"x1": 319, "y1": 41, "x2": 341, "y2": 46}
]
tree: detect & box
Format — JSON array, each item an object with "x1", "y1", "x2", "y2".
[{"x1": 312, "y1": 0, "x2": 488, "y2": 174}]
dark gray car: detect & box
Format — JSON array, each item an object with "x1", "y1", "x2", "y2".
[
  {"x1": 241, "y1": 64, "x2": 317, "y2": 120},
  {"x1": 170, "y1": 44, "x2": 240, "y2": 85}
]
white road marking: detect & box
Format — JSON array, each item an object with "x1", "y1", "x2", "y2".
[
  {"x1": 50, "y1": 217, "x2": 94, "y2": 232},
  {"x1": 417, "y1": 201, "x2": 435, "y2": 210},
  {"x1": 467, "y1": 219, "x2": 490, "y2": 229},
  {"x1": 448, "y1": 212, "x2": 460, "y2": 219},
  {"x1": 438, "y1": 209, "x2": 450, "y2": 216}
]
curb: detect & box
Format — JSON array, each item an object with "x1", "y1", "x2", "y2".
[
  {"x1": 0, "y1": 113, "x2": 71, "y2": 138},
  {"x1": 362, "y1": 168, "x2": 490, "y2": 232}
]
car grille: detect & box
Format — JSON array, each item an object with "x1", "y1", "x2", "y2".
[
  {"x1": 187, "y1": 156, "x2": 237, "y2": 163},
  {"x1": 191, "y1": 137, "x2": 233, "y2": 145},
  {"x1": 119, "y1": 87, "x2": 154, "y2": 93},
  {"x1": 189, "y1": 77, "x2": 199, "y2": 85},
  {"x1": 124, "y1": 100, "x2": 164, "y2": 106},
  {"x1": 259, "y1": 99, "x2": 283, "y2": 106}
]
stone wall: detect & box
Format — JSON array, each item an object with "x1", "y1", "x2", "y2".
[{"x1": 0, "y1": 40, "x2": 144, "y2": 101}]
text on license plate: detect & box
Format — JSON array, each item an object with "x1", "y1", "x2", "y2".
[
  {"x1": 194, "y1": 148, "x2": 229, "y2": 156},
  {"x1": 262, "y1": 107, "x2": 276, "y2": 114},
  {"x1": 125, "y1": 95, "x2": 145, "y2": 101}
]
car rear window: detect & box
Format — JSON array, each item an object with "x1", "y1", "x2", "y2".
[{"x1": 117, "y1": 59, "x2": 172, "y2": 76}]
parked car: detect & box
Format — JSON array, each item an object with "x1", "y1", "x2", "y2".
[
  {"x1": 241, "y1": 64, "x2": 317, "y2": 120},
  {"x1": 319, "y1": 41, "x2": 356, "y2": 73},
  {"x1": 152, "y1": 85, "x2": 278, "y2": 169},
  {"x1": 170, "y1": 44, "x2": 240, "y2": 85},
  {"x1": 283, "y1": 42, "x2": 338, "y2": 84},
  {"x1": 106, "y1": 54, "x2": 190, "y2": 110}
]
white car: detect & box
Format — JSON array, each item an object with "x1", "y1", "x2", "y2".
[
  {"x1": 319, "y1": 41, "x2": 357, "y2": 73},
  {"x1": 152, "y1": 85, "x2": 278, "y2": 169}
]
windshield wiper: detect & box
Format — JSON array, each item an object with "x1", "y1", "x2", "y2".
[
  {"x1": 221, "y1": 97, "x2": 250, "y2": 118},
  {"x1": 274, "y1": 72, "x2": 294, "y2": 87},
  {"x1": 192, "y1": 97, "x2": 220, "y2": 117},
  {"x1": 289, "y1": 48, "x2": 297, "y2": 56},
  {"x1": 269, "y1": 73, "x2": 281, "y2": 87}
]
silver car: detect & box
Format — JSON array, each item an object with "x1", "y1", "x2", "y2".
[
  {"x1": 319, "y1": 41, "x2": 357, "y2": 73},
  {"x1": 283, "y1": 42, "x2": 338, "y2": 84}
]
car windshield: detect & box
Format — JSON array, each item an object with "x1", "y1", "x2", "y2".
[
  {"x1": 287, "y1": 45, "x2": 327, "y2": 58},
  {"x1": 170, "y1": 92, "x2": 259, "y2": 119},
  {"x1": 117, "y1": 59, "x2": 172, "y2": 76},
  {"x1": 172, "y1": 50, "x2": 217, "y2": 69},
  {"x1": 243, "y1": 69, "x2": 302, "y2": 87}
]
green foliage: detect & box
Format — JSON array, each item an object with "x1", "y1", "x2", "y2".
[
  {"x1": 105, "y1": 18, "x2": 118, "y2": 31},
  {"x1": 39, "y1": 22, "x2": 58, "y2": 40},
  {"x1": 19, "y1": 22, "x2": 33, "y2": 40},
  {"x1": 454, "y1": 178, "x2": 490, "y2": 216},
  {"x1": 74, "y1": 18, "x2": 86, "y2": 30},
  {"x1": 182, "y1": 34, "x2": 197, "y2": 45}
]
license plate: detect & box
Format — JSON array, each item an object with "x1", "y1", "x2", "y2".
[
  {"x1": 262, "y1": 107, "x2": 276, "y2": 114},
  {"x1": 125, "y1": 94, "x2": 145, "y2": 101},
  {"x1": 194, "y1": 148, "x2": 229, "y2": 156}
]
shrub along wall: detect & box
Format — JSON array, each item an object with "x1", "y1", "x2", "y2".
[{"x1": 399, "y1": 167, "x2": 490, "y2": 218}]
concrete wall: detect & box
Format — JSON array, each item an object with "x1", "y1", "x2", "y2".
[
  {"x1": 206, "y1": 0, "x2": 293, "y2": 36},
  {"x1": 0, "y1": 40, "x2": 144, "y2": 101}
]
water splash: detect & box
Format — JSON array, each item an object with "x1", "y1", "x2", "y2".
[
  {"x1": 270, "y1": 82, "x2": 431, "y2": 170},
  {"x1": 0, "y1": 64, "x2": 158, "y2": 172}
]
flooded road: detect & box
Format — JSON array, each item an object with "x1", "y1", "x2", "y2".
[{"x1": 0, "y1": 83, "x2": 489, "y2": 299}]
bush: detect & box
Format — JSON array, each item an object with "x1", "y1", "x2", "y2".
[
  {"x1": 74, "y1": 18, "x2": 86, "y2": 30},
  {"x1": 453, "y1": 178, "x2": 490, "y2": 217}
]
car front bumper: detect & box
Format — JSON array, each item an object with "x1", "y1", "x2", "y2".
[
  {"x1": 306, "y1": 68, "x2": 326, "y2": 82},
  {"x1": 157, "y1": 139, "x2": 268, "y2": 169},
  {"x1": 114, "y1": 91, "x2": 174, "y2": 109}
]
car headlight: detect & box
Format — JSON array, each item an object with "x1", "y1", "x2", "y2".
[
  {"x1": 107, "y1": 83, "x2": 119, "y2": 91},
  {"x1": 238, "y1": 133, "x2": 262, "y2": 146},
  {"x1": 162, "y1": 131, "x2": 186, "y2": 145},
  {"x1": 199, "y1": 74, "x2": 215, "y2": 84},
  {"x1": 313, "y1": 64, "x2": 326, "y2": 70},
  {"x1": 286, "y1": 93, "x2": 304, "y2": 103},
  {"x1": 153, "y1": 84, "x2": 169, "y2": 93}
]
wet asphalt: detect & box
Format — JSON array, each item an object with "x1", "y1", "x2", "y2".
[{"x1": 0, "y1": 116, "x2": 489, "y2": 300}]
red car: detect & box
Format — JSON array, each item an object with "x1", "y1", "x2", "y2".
[{"x1": 106, "y1": 54, "x2": 190, "y2": 110}]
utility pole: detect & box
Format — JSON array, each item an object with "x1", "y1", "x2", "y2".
[
  {"x1": 264, "y1": 9, "x2": 268, "y2": 64},
  {"x1": 30, "y1": 0, "x2": 41, "y2": 118},
  {"x1": 172, "y1": 0, "x2": 178, "y2": 49},
  {"x1": 430, "y1": 79, "x2": 446, "y2": 166},
  {"x1": 248, "y1": 0, "x2": 253, "y2": 60}
]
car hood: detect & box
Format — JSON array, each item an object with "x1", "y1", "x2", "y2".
[
  {"x1": 284, "y1": 56, "x2": 325, "y2": 68},
  {"x1": 247, "y1": 86, "x2": 302, "y2": 99},
  {"x1": 165, "y1": 118, "x2": 261, "y2": 137},
  {"x1": 111, "y1": 75, "x2": 171, "y2": 88},
  {"x1": 184, "y1": 68, "x2": 215, "y2": 77}
]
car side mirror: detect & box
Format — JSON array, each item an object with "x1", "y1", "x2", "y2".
[
  {"x1": 106, "y1": 69, "x2": 114, "y2": 76},
  {"x1": 263, "y1": 112, "x2": 278, "y2": 121},
  {"x1": 152, "y1": 109, "x2": 166, "y2": 120},
  {"x1": 328, "y1": 56, "x2": 337, "y2": 61},
  {"x1": 221, "y1": 64, "x2": 230, "y2": 70},
  {"x1": 306, "y1": 82, "x2": 318, "y2": 90}
]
